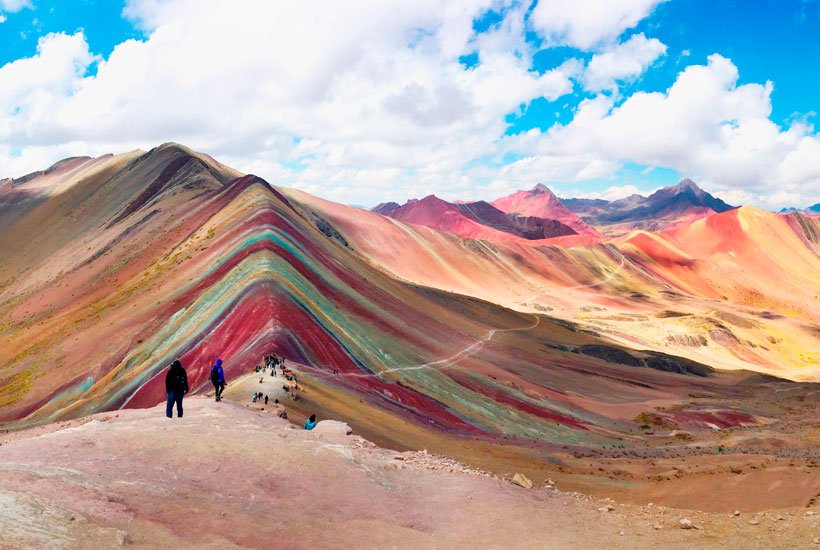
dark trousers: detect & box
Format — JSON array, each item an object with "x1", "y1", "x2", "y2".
[
  {"x1": 213, "y1": 382, "x2": 225, "y2": 399},
  {"x1": 166, "y1": 391, "x2": 184, "y2": 418}
]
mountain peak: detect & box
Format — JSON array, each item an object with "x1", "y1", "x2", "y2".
[
  {"x1": 672, "y1": 178, "x2": 703, "y2": 194},
  {"x1": 531, "y1": 183, "x2": 556, "y2": 196}
]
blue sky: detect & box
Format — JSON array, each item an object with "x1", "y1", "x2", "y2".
[
  {"x1": 1, "y1": 0, "x2": 819, "y2": 208},
  {"x1": 0, "y1": 1, "x2": 142, "y2": 65}
]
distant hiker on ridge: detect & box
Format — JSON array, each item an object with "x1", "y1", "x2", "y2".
[
  {"x1": 165, "y1": 359, "x2": 189, "y2": 418},
  {"x1": 304, "y1": 414, "x2": 317, "y2": 430},
  {"x1": 210, "y1": 359, "x2": 226, "y2": 402}
]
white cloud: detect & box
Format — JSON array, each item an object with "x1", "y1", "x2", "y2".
[
  {"x1": 0, "y1": 0, "x2": 582, "y2": 205},
  {"x1": 567, "y1": 184, "x2": 648, "y2": 201},
  {"x1": 0, "y1": 1, "x2": 818, "y2": 209},
  {"x1": 0, "y1": 0, "x2": 31, "y2": 12},
  {"x1": 0, "y1": 0, "x2": 31, "y2": 23},
  {"x1": 0, "y1": 32, "x2": 96, "y2": 148},
  {"x1": 500, "y1": 54, "x2": 820, "y2": 208},
  {"x1": 583, "y1": 33, "x2": 667, "y2": 92},
  {"x1": 530, "y1": 0, "x2": 667, "y2": 50}
]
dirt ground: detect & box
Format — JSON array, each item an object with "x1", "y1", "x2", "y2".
[{"x1": 0, "y1": 396, "x2": 817, "y2": 549}]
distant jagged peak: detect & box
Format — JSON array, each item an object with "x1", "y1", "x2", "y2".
[
  {"x1": 645, "y1": 178, "x2": 735, "y2": 212},
  {"x1": 372, "y1": 201, "x2": 400, "y2": 215},
  {"x1": 779, "y1": 203, "x2": 820, "y2": 214},
  {"x1": 669, "y1": 178, "x2": 706, "y2": 196},
  {"x1": 531, "y1": 182, "x2": 558, "y2": 196},
  {"x1": 407, "y1": 194, "x2": 449, "y2": 207}
]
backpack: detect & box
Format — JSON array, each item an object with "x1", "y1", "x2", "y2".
[{"x1": 210, "y1": 366, "x2": 220, "y2": 383}]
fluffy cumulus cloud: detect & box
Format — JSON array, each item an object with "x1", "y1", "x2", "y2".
[
  {"x1": 0, "y1": 0, "x2": 818, "y2": 208},
  {"x1": 495, "y1": 54, "x2": 820, "y2": 208},
  {"x1": 530, "y1": 0, "x2": 667, "y2": 50},
  {"x1": 0, "y1": 0, "x2": 31, "y2": 11},
  {"x1": 583, "y1": 33, "x2": 667, "y2": 92},
  {"x1": 1, "y1": 0, "x2": 582, "y2": 203},
  {"x1": 0, "y1": 0, "x2": 31, "y2": 22}
]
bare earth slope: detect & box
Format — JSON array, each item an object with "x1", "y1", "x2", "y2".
[
  {"x1": 290, "y1": 188, "x2": 820, "y2": 381},
  {"x1": 0, "y1": 397, "x2": 816, "y2": 549}
]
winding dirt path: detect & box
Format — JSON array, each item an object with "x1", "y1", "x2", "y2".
[{"x1": 303, "y1": 251, "x2": 628, "y2": 381}]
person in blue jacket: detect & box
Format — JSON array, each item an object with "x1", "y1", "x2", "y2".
[
  {"x1": 210, "y1": 358, "x2": 226, "y2": 402},
  {"x1": 304, "y1": 414, "x2": 317, "y2": 430}
]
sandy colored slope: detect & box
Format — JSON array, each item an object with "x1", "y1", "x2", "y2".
[
  {"x1": 288, "y1": 188, "x2": 820, "y2": 380},
  {"x1": 0, "y1": 397, "x2": 816, "y2": 549}
]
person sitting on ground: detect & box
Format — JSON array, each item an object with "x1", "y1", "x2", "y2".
[
  {"x1": 271, "y1": 398, "x2": 286, "y2": 419},
  {"x1": 165, "y1": 359, "x2": 188, "y2": 418},
  {"x1": 304, "y1": 414, "x2": 317, "y2": 430},
  {"x1": 210, "y1": 358, "x2": 226, "y2": 402}
]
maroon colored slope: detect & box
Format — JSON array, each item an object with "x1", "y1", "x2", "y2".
[
  {"x1": 492, "y1": 184, "x2": 601, "y2": 238},
  {"x1": 381, "y1": 195, "x2": 577, "y2": 241}
]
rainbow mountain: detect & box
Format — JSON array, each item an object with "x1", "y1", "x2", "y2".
[{"x1": 1, "y1": 144, "x2": 818, "y2": 456}]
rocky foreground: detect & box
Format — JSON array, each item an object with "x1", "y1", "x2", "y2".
[{"x1": 0, "y1": 397, "x2": 816, "y2": 549}]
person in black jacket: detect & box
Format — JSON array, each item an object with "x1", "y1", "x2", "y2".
[{"x1": 165, "y1": 359, "x2": 189, "y2": 418}]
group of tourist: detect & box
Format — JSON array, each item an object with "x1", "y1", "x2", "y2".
[{"x1": 164, "y1": 356, "x2": 318, "y2": 431}]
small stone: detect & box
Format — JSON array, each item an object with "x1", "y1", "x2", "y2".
[
  {"x1": 619, "y1": 531, "x2": 625, "y2": 536},
  {"x1": 511, "y1": 473, "x2": 532, "y2": 489},
  {"x1": 679, "y1": 518, "x2": 694, "y2": 529},
  {"x1": 599, "y1": 504, "x2": 615, "y2": 512},
  {"x1": 747, "y1": 518, "x2": 760, "y2": 525},
  {"x1": 653, "y1": 523, "x2": 663, "y2": 530},
  {"x1": 732, "y1": 510, "x2": 740, "y2": 517},
  {"x1": 812, "y1": 536, "x2": 819, "y2": 544}
]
